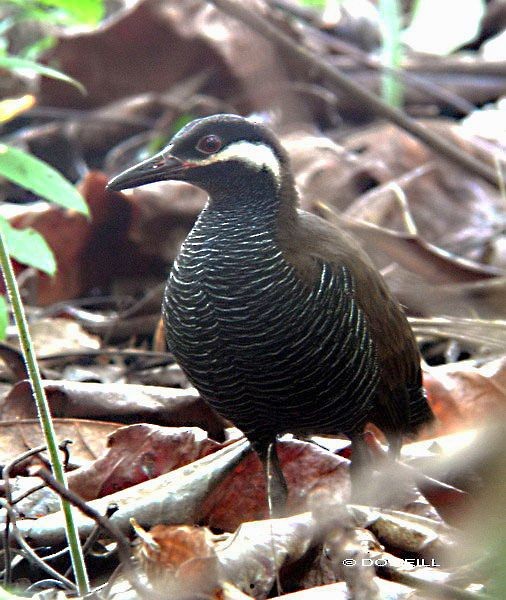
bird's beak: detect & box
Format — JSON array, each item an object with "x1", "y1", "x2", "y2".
[{"x1": 106, "y1": 150, "x2": 186, "y2": 192}]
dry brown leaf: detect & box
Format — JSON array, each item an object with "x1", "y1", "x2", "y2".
[
  {"x1": 14, "y1": 438, "x2": 250, "y2": 546},
  {"x1": 136, "y1": 523, "x2": 221, "y2": 597},
  {"x1": 38, "y1": 0, "x2": 306, "y2": 119},
  {"x1": 38, "y1": 0, "x2": 235, "y2": 109},
  {"x1": 67, "y1": 424, "x2": 222, "y2": 500},
  {"x1": 345, "y1": 166, "x2": 502, "y2": 267},
  {"x1": 7, "y1": 318, "x2": 100, "y2": 358},
  {"x1": 348, "y1": 505, "x2": 457, "y2": 562},
  {"x1": 200, "y1": 438, "x2": 350, "y2": 531},
  {"x1": 281, "y1": 130, "x2": 388, "y2": 213},
  {"x1": 322, "y1": 201, "x2": 503, "y2": 285},
  {"x1": 423, "y1": 356, "x2": 506, "y2": 437},
  {"x1": 344, "y1": 120, "x2": 504, "y2": 183},
  {"x1": 215, "y1": 512, "x2": 317, "y2": 598},
  {"x1": 0, "y1": 418, "x2": 120, "y2": 468},
  {"x1": 0, "y1": 379, "x2": 226, "y2": 439}
]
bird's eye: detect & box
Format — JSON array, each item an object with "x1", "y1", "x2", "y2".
[{"x1": 196, "y1": 134, "x2": 222, "y2": 155}]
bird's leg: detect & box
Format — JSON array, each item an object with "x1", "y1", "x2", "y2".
[
  {"x1": 258, "y1": 441, "x2": 288, "y2": 519},
  {"x1": 349, "y1": 433, "x2": 373, "y2": 503},
  {"x1": 386, "y1": 432, "x2": 402, "y2": 461},
  {"x1": 382, "y1": 432, "x2": 413, "y2": 505},
  {"x1": 257, "y1": 441, "x2": 287, "y2": 596},
  {"x1": 350, "y1": 432, "x2": 406, "y2": 505},
  {"x1": 266, "y1": 441, "x2": 288, "y2": 518}
]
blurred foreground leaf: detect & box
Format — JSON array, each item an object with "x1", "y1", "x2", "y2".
[
  {"x1": 37, "y1": 0, "x2": 105, "y2": 24},
  {"x1": 0, "y1": 217, "x2": 56, "y2": 276},
  {"x1": 299, "y1": 0, "x2": 326, "y2": 7},
  {"x1": 0, "y1": 55, "x2": 86, "y2": 94},
  {"x1": 0, "y1": 94, "x2": 36, "y2": 123},
  {"x1": 0, "y1": 144, "x2": 89, "y2": 216},
  {"x1": 0, "y1": 584, "x2": 19, "y2": 599}
]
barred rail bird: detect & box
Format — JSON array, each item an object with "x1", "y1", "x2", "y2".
[{"x1": 108, "y1": 114, "x2": 434, "y2": 513}]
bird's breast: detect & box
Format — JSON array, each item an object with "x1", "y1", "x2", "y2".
[
  {"x1": 164, "y1": 224, "x2": 302, "y2": 355},
  {"x1": 162, "y1": 215, "x2": 379, "y2": 436}
]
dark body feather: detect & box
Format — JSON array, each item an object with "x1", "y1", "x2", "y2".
[
  {"x1": 283, "y1": 211, "x2": 433, "y2": 442},
  {"x1": 108, "y1": 114, "x2": 433, "y2": 495},
  {"x1": 163, "y1": 163, "x2": 432, "y2": 451}
]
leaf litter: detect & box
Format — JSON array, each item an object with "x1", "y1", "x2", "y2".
[{"x1": 0, "y1": 0, "x2": 505, "y2": 598}]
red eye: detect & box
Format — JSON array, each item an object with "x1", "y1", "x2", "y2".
[{"x1": 196, "y1": 134, "x2": 222, "y2": 154}]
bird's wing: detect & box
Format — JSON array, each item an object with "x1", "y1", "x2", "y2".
[{"x1": 280, "y1": 210, "x2": 427, "y2": 433}]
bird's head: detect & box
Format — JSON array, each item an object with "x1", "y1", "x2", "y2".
[{"x1": 107, "y1": 114, "x2": 290, "y2": 201}]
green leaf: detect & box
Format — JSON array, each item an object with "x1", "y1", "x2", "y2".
[
  {"x1": 37, "y1": 0, "x2": 105, "y2": 24},
  {"x1": 0, "y1": 144, "x2": 89, "y2": 216},
  {"x1": 0, "y1": 295, "x2": 8, "y2": 340},
  {"x1": 21, "y1": 35, "x2": 57, "y2": 61},
  {"x1": 0, "y1": 55, "x2": 86, "y2": 94},
  {"x1": 0, "y1": 217, "x2": 56, "y2": 275},
  {"x1": 1, "y1": 0, "x2": 104, "y2": 25}
]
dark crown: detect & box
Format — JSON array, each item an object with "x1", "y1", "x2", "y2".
[{"x1": 171, "y1": 114, "x2": 284, "y2": 161}]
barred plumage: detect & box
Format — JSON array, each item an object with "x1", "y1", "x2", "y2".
[
  {"x1": 163, "y1": 206, "x2": 379, "y2": 447},
  {"x1": 107, "y1": 113, "x2": 434, "y2": 512}
]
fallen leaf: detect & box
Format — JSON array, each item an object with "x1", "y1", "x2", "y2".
[
  {"x1": 216, "y1": 512, "x2": 317, "y2": 598},
  {"x1": 67, "y1": 424, "x2": 222, "y2": 500},
  {"x1": 200, "y1": 438, "x2": 350, "y2": 531},
  {"x1": 15, "y1": 438, "x2": 250, "y2": 547},
  {"x1": 423, "y1": 356, "x2": 506, "y2": 436},
  {"x1": 0, "y1": 379, "x2": 226, "y2": 439},
  {"x1": 136, "y1": 523, "x2": 221, "y2": 597},
  {"x1": 0, "y1": 418, "x2": 120, "y2": 470},
  {"x1": 7, "y1": 317, "x2": 100, "y2": 357}
]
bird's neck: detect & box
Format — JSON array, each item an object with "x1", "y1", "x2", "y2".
[{"x1": 202, "y1": 172, "x2": 298, "y2": 234}]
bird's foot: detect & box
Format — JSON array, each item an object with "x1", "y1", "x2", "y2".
[{"x1": 266, "y1": 441, "x2": 288, "y2": 518}]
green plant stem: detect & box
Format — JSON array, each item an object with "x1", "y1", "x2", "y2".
[
  {"x1": 379, "y1": 0, "x2": 403, "y2": 107},
  {"x1": 0, "y1": 230, "x2": 89, "y2": 595}
]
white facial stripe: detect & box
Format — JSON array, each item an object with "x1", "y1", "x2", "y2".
[{"x1": 196, "y1": 141, "x2": 281, "y2": 183}]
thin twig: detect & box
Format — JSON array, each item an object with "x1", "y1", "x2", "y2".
[
  {"x1": 0, "y1": 500, "x2": 77, "y2": 592},
  {"x1": 58, "y1": 439, "x2": 73, "y2": 471},
  {"x1": 37, "y1": 348, "x2": 175, "y2": 362},
  {"x1": 36, "y1": 469, "x2": 169, "y2": 600},
  {"x1": 208, "y1": 0, "x2": 500, "y2": 187},
  {"x1": 12, "y1": 483, "x2": 46, "y2": 505},
  {"x1": 24, "y1": 579, "x2": 68, "y2": 595},
  {"x1": 2, "y1": 444, "x2": 47, "y2": 586}
]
